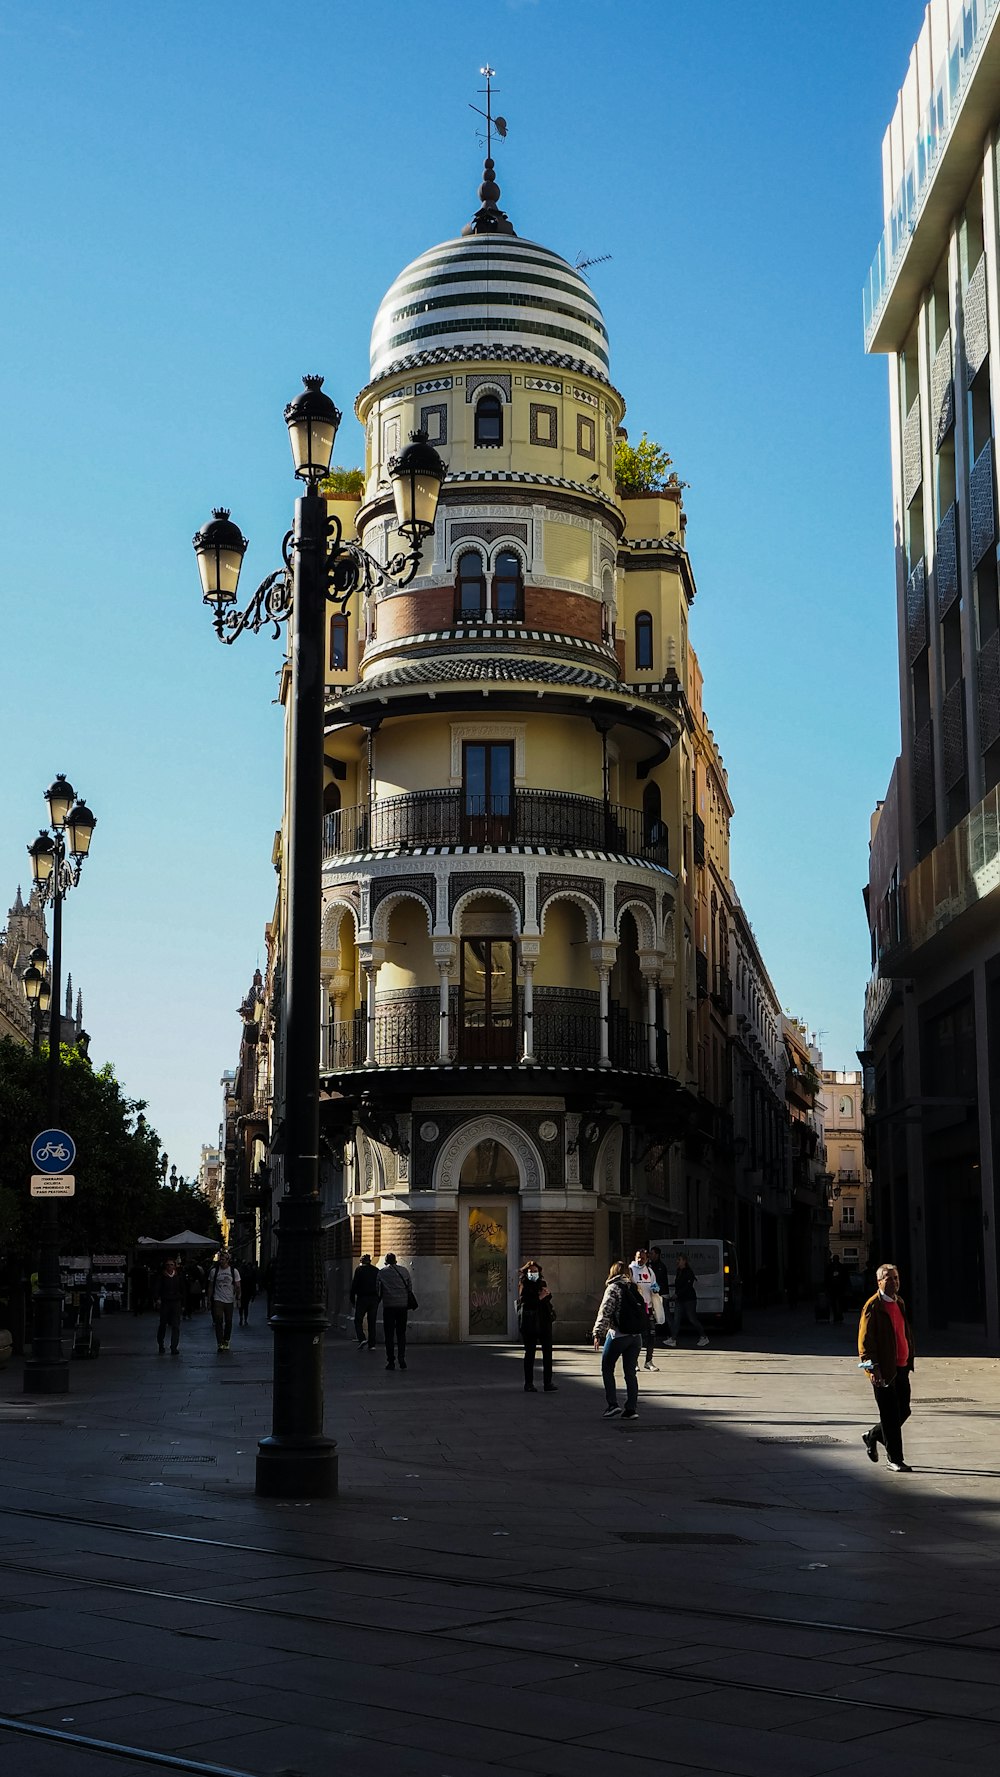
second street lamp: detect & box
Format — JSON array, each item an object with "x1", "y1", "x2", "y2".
[
  {"x1": 194, "y1": 376, "x2": 445, "y2": 1498},
  {"x1": 24, "y1": 775, "x2": 97, "y2": 1395}
]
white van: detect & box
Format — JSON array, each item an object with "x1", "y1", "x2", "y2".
[{"x1": 655, "y1": 1238, "x2": 742, "y2": 1331}]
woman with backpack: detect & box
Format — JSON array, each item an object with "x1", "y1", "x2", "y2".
[{"x1": 592, "y1": 1260, "x2": 648, "y2": 1420}]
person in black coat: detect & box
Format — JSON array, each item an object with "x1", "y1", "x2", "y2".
[
  {"x1": 350, "y1": 1254, "x2": 379, "y2": 1351},
  {"x1": 517, "y1": 1257, "x2": 556, "y2": 1393},
  {"x1": 154, "y1": 1259, "x2": 184, "y2": 1355}
]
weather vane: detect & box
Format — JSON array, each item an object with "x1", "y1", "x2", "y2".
[{"x1": 470, "y1": 63, "x2": 508, "y2": 158}]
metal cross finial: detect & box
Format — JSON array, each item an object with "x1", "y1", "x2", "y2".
[{"x1": 471, "y1": 63, "x2": 507, "y2": 156}]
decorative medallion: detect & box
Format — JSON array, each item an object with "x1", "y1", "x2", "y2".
[
  {"x1": 538, "y1": 1120, "x2": 558, "y2": 1143},
  {"x1": 420, "y1": 1120, "x2": 439, "y2": 1144}
]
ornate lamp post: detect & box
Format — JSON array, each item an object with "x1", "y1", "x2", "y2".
[
  {"x1": 23, "y1": 776, "x2": 97, "y2": 1394},
  {"x1": 194, "y1": 376, "x2": 445, "y2": 1498},
  {"x1": 22, "y1": 946, "x2": 51, "y2": 1055}
]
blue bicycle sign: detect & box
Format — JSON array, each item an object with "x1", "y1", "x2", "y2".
[{"x1": 30, "y1": 1128, "x2": 76, "y2": 1174}]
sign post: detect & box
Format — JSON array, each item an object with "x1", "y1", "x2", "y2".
[{"x1": 25, "y1": 1127, "x2": 76, "y2": 1395}]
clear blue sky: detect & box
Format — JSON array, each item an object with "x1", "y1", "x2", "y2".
[{"x1": 0, "y1": 0, "x2": 925, "y2": 1176}]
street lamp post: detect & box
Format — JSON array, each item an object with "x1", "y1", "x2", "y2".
[
  {"x1": 23, "y1": 776, "x2": 97, "y2": 1395},
  {"x1": 22, "y1": 945, "x2": 51, "y2": 1055},
  {"x1": 194, "y1": 376, "x2": 445, "y2": 1498}
]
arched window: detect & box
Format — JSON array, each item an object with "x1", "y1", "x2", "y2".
[
  {"x1": 635, "y1": 611, "x2": 653, "y2": 671},
  {"x1": 329, "y1": 613, "x2": 348, "y2": 671},
  {"x1": 474, "y1": 392, "x2": 503, "y2": 447},
  {"x1": 493, "y1": 550, "x2": 523, "y2": 618},
  {"x1": 456, "y1": 551, "x2": 487, "y2": 620}
]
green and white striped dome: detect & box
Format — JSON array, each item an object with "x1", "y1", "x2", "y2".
[{"x1": 369, "y1": 234, "x2": 611, "y2": 383}]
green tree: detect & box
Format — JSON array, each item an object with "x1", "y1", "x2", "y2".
[
  {"x1": 320, "y1": 465, "x2": 365, "y2": 497},
  {"x1": 0, "y1": 1036, "x2": 171, "y2": 1257},
  {"x1": 614, "y1": 431, "x2": 674, "y2": 495}
]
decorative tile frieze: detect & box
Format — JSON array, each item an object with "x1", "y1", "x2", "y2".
[
  {"x1": 420, "y1": 402, "x2": 447, "y2": 445},
  {"x1": 449, "y1": 871, "x2": 525, "y2": 922},
  {"x1": 525, "y1": 376, "x2": 563, "y2": 392},
  {"x1": 449, "y1": 520, "x2": 530, "y2": 548},
  {"x1": 538, "y1": 874, "x2": 606, "y2": 919},
  {"x1": 615, "y1": 881, "x2": 656, "y2": 918},
  {"x1": 572, "y1": 386, "x2": 599, "y2": 406},
  {"x1": 371, "y1": 874, "x2": 436, "y2": 922},
  {"x1": 415, "y1": 377, "x2": 453, "y2": 393},
  {"x1": 466, "y1": 372, "x2": 512, "y2": 402},
  {"x1": 530, "y1": 402, "x2": 558, "y2": 447}
]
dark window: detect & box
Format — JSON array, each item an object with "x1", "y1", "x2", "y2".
[
  {"x1": 635, "y1": 612, "x2": 653, "y2": 671},
  {"x1": 493, "y1": 550, "x2": 523, "y2": 618},
  {"x1": 475, "y1": 393, "x2": 503, "y2": 447},
  {"x1": 462, "y1": 741, "x2": 514, "y2": 843},
  {"x1": 330, "y1": 614, "x2": 348, "y2": 671},
  {"x1": 456, "y1": 551, "x2": 487, "y2": 619}
]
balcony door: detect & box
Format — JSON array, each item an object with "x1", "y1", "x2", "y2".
[
  {"x1": 460, "y1": 936, "x2": 516, "y2": 1062},
  {"x1": 462, "y1": 740, "x2": 513, "y2": 845}
]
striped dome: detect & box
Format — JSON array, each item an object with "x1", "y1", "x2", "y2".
[{"x1": 369, "y1": 235, "x2": 610, "y2": 383}]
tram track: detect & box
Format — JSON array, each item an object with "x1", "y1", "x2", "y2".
[
  {"x1": 0, "y1": 1516, "x2": 998, "y2": 1732},
  {"x1": 0, "y1": 1498, "x2": 997, "y2": 1658}
]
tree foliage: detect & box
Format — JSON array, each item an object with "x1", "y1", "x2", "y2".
[
  {"x1": 614, "y1": 431, "x2": 674, "y2": 495},
  {"x1": 320, "y1": 465, "x2": 365, "y2": 497},
  {"x1": 0, "y1": 1038, "x2": 218, "y2": 1257}
]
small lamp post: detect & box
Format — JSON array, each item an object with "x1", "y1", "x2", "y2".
[
  {"x1": 23, "y1": 776, "x2": 97, "y2": 1394},
  {"x1": 194, "y1": 379, "x2": 444, "y2": 1498}
]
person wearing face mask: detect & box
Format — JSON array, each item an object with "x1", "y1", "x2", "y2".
[{"x1": 517, "y1": 1257, "x2": 557, "y2": 1393}]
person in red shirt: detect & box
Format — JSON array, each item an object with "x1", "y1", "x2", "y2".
[{"x1": 858, "y1": 1262, "x2": 916, "y2": 1472}]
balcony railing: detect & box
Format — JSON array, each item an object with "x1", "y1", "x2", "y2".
[
  {"x1": 323, "y1": 790, "x2": 670, "y2": 865},
  {"x1": 324, "y1": 1002, "x2": 655, "y2": 1073}
]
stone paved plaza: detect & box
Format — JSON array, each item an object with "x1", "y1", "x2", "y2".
[{"x1": 0, "y1": 1308, "x2": 998, "y2": 1776}]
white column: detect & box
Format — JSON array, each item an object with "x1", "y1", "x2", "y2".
[
  {"x1": 438, "y1": 962, "x2": 451, "y2": 1061},
  {"x1": 645, "y1": 975, "x2": 658, "y2": 1071},
  {"x1": 517, "y1": 936, "x2": 540, "y2": 1066},
  {"x1": 597, "y1": 967, "x2": 611, "y2": 1068},
  {"x1": 589, "y1": 942, "x2": 618, "y2": 1069},
  {"x1": 360, "y1": 944, "x2": 386, "y2": 1068},
  {"x1": 432, "y1": 938, "x2": 457, "y2": 1064},
  {"x1": 521, "y1": 962, "x2": 535, "y2": 1064}
]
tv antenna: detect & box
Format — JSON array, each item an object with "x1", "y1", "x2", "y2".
[
  {"x1": 470, "y1": 64, "x2": 508, "y2": 158},
  {"x1": 575, "y1": 251, "x2": 612, "y2": 276}
]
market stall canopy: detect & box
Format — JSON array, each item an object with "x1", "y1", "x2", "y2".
[{"x1": 136, "y1": 1230, "x2": 220, "y2": 1251}]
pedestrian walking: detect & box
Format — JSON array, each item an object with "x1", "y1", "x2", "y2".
[
  {"x1": 859, "y1": 1261, "x2": 916, "y2": 1472},
  {"x1": 207, "y1": 1250, "x2": 241, "y2": 1351},
  {"x1": 629, "y1": 1248, "x2": 660, "y2": 1370},
  {"x1": 826, "y1": 1254, "x2": 847, "y2": 1325},
  {"x1": 154, "y1": 1259, "x2": 183, "y2": 1356},
  {"x1": 592, "y1": 1261, "x2": 648, "y2": 1420},
  {"x1": 517, "y1": 1257, "x2": 557, "y2": 1392},
  {"x1": 378, "y1": 1252, "x2": 414, "y2": 1371},
  {"x1": 665, "y1": 1253, "x2": 709, "y2": 1347},
  {"x1": 350, "y1": 1254, "x2": 379, "y2": 1350},
  {"x1": 238, "y1": 1259, "x2": 259, "y2": 1327}
]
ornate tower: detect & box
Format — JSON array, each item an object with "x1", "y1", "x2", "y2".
[{"x1": 318, "y1": 153, "x2": 686, "y2": 1339}]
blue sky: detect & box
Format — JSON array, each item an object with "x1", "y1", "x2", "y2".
[{"x1": 0, "y1": 0, "x2": 926, "y2": 1176}]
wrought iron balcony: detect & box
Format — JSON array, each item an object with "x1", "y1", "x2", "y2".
[
  {"x1": 323, "y1": 1001, "x2": 655, "y2": 1073},
  {"x1": 323, "y1": 789, "x2": 670, "y2": 864}
]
